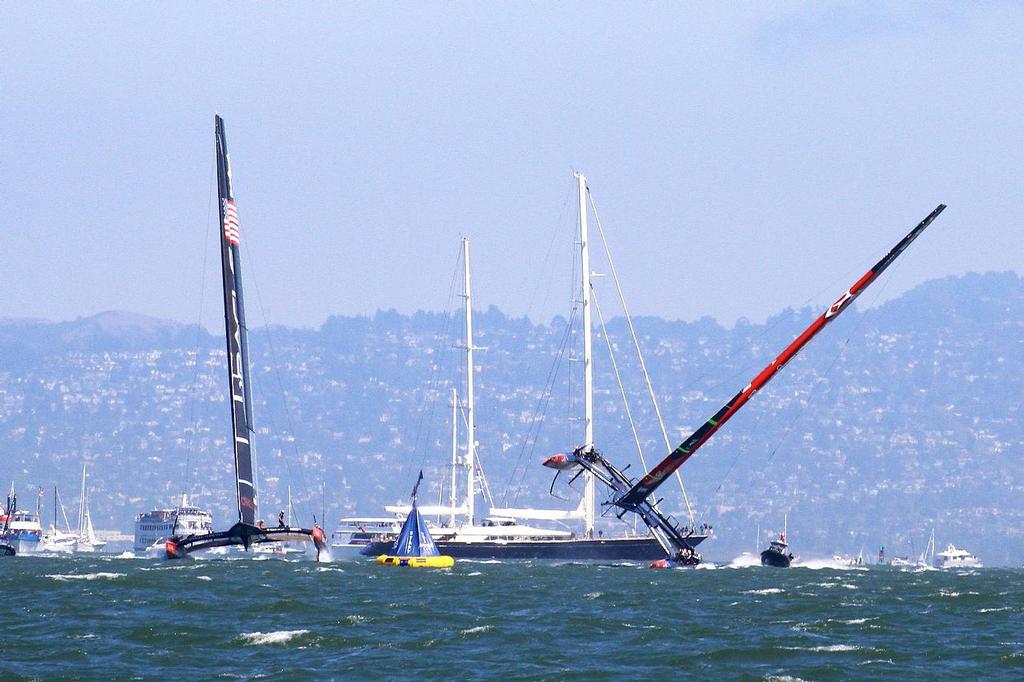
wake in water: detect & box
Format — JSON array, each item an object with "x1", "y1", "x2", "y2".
[
  {"x1": 727, "y1": 552, "x2": 761, "y2": 568},
  {"x1": 792, "y1": 557, "x2": 869, "y2": 571},
  {"x1": 726, "y1": 553, "x2": 868, "y2": 570}
]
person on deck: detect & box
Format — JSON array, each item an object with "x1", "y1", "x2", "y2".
[{"x1": 277, "y1": 511, "x2": 286, "y2": 528}]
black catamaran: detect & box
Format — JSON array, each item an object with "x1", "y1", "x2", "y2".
[
  {"x1": 554, "y1": 205, "x2": 947, "y2": 565},
  {"x1": 165, "y1": 116, "x2": 327, "y2": 560}
]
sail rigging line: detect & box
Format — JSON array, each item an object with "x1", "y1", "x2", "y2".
[
  {"x1": 758, "y1": 240, "x2": 905, "y2": 477},
  {"x1": 587, "y1": 190, "x2": 696, "y2": 524},
  {"x1": 414, "y1": 245, "x2": 462, "y2": 466},
  {"x1": 498, "y1": 306, "x2": 579, "y2": 507},
  {"x1": 590, "y1": 290, "x2": 650, "y2": 535},
  {"x1": 591, "y1": 289, "x2": 652, "y2": 483},
  {"x1": 696, "y1": 249, "x2": 903, "y2": 525},
  {"x1": 521, "y1": 180, "x2": 576, "y2": 329},
  {"x1": 409, "y1": 242, "x2": 463, "y2": 477},
  {"x1": 234, "y1": 230, "x2": 314, "y2": 523},
  {"x1": 182, "y1": 152, "x2": 219, "y2": 501}
]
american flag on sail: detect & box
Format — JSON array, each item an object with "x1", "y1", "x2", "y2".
[{"x1": 223, "y1": 199, "x2": 240, "y2": 246}]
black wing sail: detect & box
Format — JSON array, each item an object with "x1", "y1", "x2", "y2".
[
  {"x1": 165, "y1": 116, "x2": 327, "y2": 560},
  {"x1": 215, "y1": 115, "x2": 257, "y2": 527}
]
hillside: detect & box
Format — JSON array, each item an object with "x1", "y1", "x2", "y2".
[{"x1": 0, "y1": 272, "x2": 1021, "y2": 563}]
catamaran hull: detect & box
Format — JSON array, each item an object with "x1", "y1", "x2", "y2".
[
  {"x1": 363, "y1": 534, "x2": 705, "y2": 561},
  {"x1": 0, "y1": 544, "x2": 14, "y2": 556},
  {"x1": 165, "y1": 522, "x2": 327, "y2": 560}
]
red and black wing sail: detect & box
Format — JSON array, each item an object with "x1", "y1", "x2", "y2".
[
  {"x1": 614, "y1": 204, "x2": 947, "y2": 510},
  {"x1": 215, "y1": 115, "x2": 257, "y2": 527}
]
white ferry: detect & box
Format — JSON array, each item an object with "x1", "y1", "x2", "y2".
[
  {"x1": 331, "y1": 517, "x2": 403, "y2": 559},
  {"x1": 1, "y1": 487, "x2": 43, "y2": 554},
  {"x1": 134, "y1": 495, "x2": 212, "y2": 553},
  {"x1": 1, "y1": 509, "x2": 43, "y2": 554},
  {"x1": 933, "y1": 543, "x2": 981, "y2": 569}
]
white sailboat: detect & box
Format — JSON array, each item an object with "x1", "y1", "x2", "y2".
[
  {"x1": 42, "y1": 486, "x2": 78, "y2": 552},
  {"x1": 371, "y1": 177, "x2": 699, "y2": 559},
  {"x1": 74, "y1": 463, "x2": 105, "y2": 552}
]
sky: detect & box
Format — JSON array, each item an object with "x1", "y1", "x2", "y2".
[{"x1": 2, "y1": 2, "x2": 1022, "y2": 331}]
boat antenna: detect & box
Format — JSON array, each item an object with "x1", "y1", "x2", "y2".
[{"x1": 411, "y1": 470, "x2": 425, "y2": 503}]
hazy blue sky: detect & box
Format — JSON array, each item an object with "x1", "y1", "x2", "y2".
[{"x1": 2, "y1": 3, "x2": 1021, "y2": 330}]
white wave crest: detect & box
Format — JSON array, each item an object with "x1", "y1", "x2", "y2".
[
  {"x1": 47, "y1": 572, "x2": 125, "y2": 581},
  {"x1": 785, "y1": 644, "x2": 864, "y2": 652},
  {"x1": 745, "y1": 587, "x2": 784, "y2": 595},
  {"x1": 460, "y1": 625, "x2": 494, "y2": 636},
  {"x1": 240, "y1": 629, "x2": 310, "y2": 645},
  {"x1": 728, "y1": 553, "x2": 762, "y2": 568}
]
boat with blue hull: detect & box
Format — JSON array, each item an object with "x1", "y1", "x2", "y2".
[{"x1": 1, "y1": 488, "x2": 42, "y2": 555}]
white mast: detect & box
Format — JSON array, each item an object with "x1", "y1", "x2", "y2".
[
  {"x1": 450, "y1": 387, "x2": 459, "y2": 528},
  {"x1": 576, "y1": 172, "x2": 596, "y2": 538},
  {"x1": 77, "y1": 463, "x2": 87, "y2": 539},
  {"x1": 462, "y1": 238, "x2": 477, "y2": 526}
]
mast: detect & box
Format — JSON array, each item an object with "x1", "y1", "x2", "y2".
[
  {"x1": 52, "y1": 486, "x2": 57, "y2": 534},
  {"x1": 614, "y1": 204, "x2": 947, "y2": 510},
  {"x1": 78, "y1": 464, "x2": 87, "y2": 538},
  {"x1": 462, "y1": 238, "x2": 477, "y2": 526},
  {"x1": 215, "y1": 115, "x2": 258, "y2": 527},
  {"x1": 450, "y1": 387, "x2": 459, "y2": 528},
  {"x1": 576, "y1": 172, "x2": 596, "y2": 537}
]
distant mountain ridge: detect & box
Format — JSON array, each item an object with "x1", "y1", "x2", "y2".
[{"x1": 0, "y1": 271, "x2": 1022, "y2": 563}]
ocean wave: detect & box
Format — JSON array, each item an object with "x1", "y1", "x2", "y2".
[
  {"x1": 240, "y1": 629, "x2": 310, "y2": 645},
  {"x1": 793, "y1": 558, "x2": 866, "y2": 570},
  {"x1": 745, "y1": 588, "x2": 784, "y2": 595},
  {"x1": 460, "y1": 625, "x2": 494, "y2": 636},
  {"x1": 47, "y1": 572, "x2": 125, "y2": 581},
  {"x1": 728, "y1": 553, "x2": 762, "y2": 568},
  {"x1": 784, "y1": 644, "x2": 865, "y2": 653}
]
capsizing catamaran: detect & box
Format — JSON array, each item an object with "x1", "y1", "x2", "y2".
[
  {"x1": 165, "y1": 116, "x2": 327, "y2": 560},
  {"x1": 552, "y1": 204, "x2": 947, "y2": 566}
]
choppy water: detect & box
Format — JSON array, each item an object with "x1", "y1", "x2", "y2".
[{"x1": 4, "y1": 552, "x2": 1023, "y2": 680}]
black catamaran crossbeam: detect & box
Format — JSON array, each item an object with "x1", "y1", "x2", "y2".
[
  {"x1": 559, "y1": 205, "x2": 946, "y2": 563},
  {"x1": 167, "y1": 115, "x2": 326, "y2": 561},
  {"x1": 165, "y1": 523, "x2": 327, "y2": 559}
]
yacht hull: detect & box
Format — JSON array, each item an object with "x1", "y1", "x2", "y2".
[
  {"x1": 760, "y1": 548, "x2": 792, "y2": 567},
  {"x1": 363, "y1": 534, "x2": 707, "y2": 561}
]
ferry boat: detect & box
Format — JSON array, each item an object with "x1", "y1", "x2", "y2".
[
  {"x1": 332, "y1": 517, "x2": 403, "y2": 559},
  {"x1": 133, "y1": 495, "x2": 213, "y2": 553},
  {"x1": 761, "y1": 518, "x2": 794, "y2": 568},
  {"x1": 933, "y1": 543, "x2": 981, "y2": 569},
  {"x1": 1, "y1": 488, "x2": 43, "y2": 554}
]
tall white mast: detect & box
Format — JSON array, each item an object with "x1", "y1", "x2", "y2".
[
  {"x1": 576, "y1": 172, "x2": 596, "y2": 538},
  {"x1": 450, "y1": 387, "x2": 459, "y2": 528},
  {"x1": 77, "y1": 463, "x2": 87, "y2": 539},
  {"x1": 462, "y1": 238, "x2": 477, "y2": 526}
]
